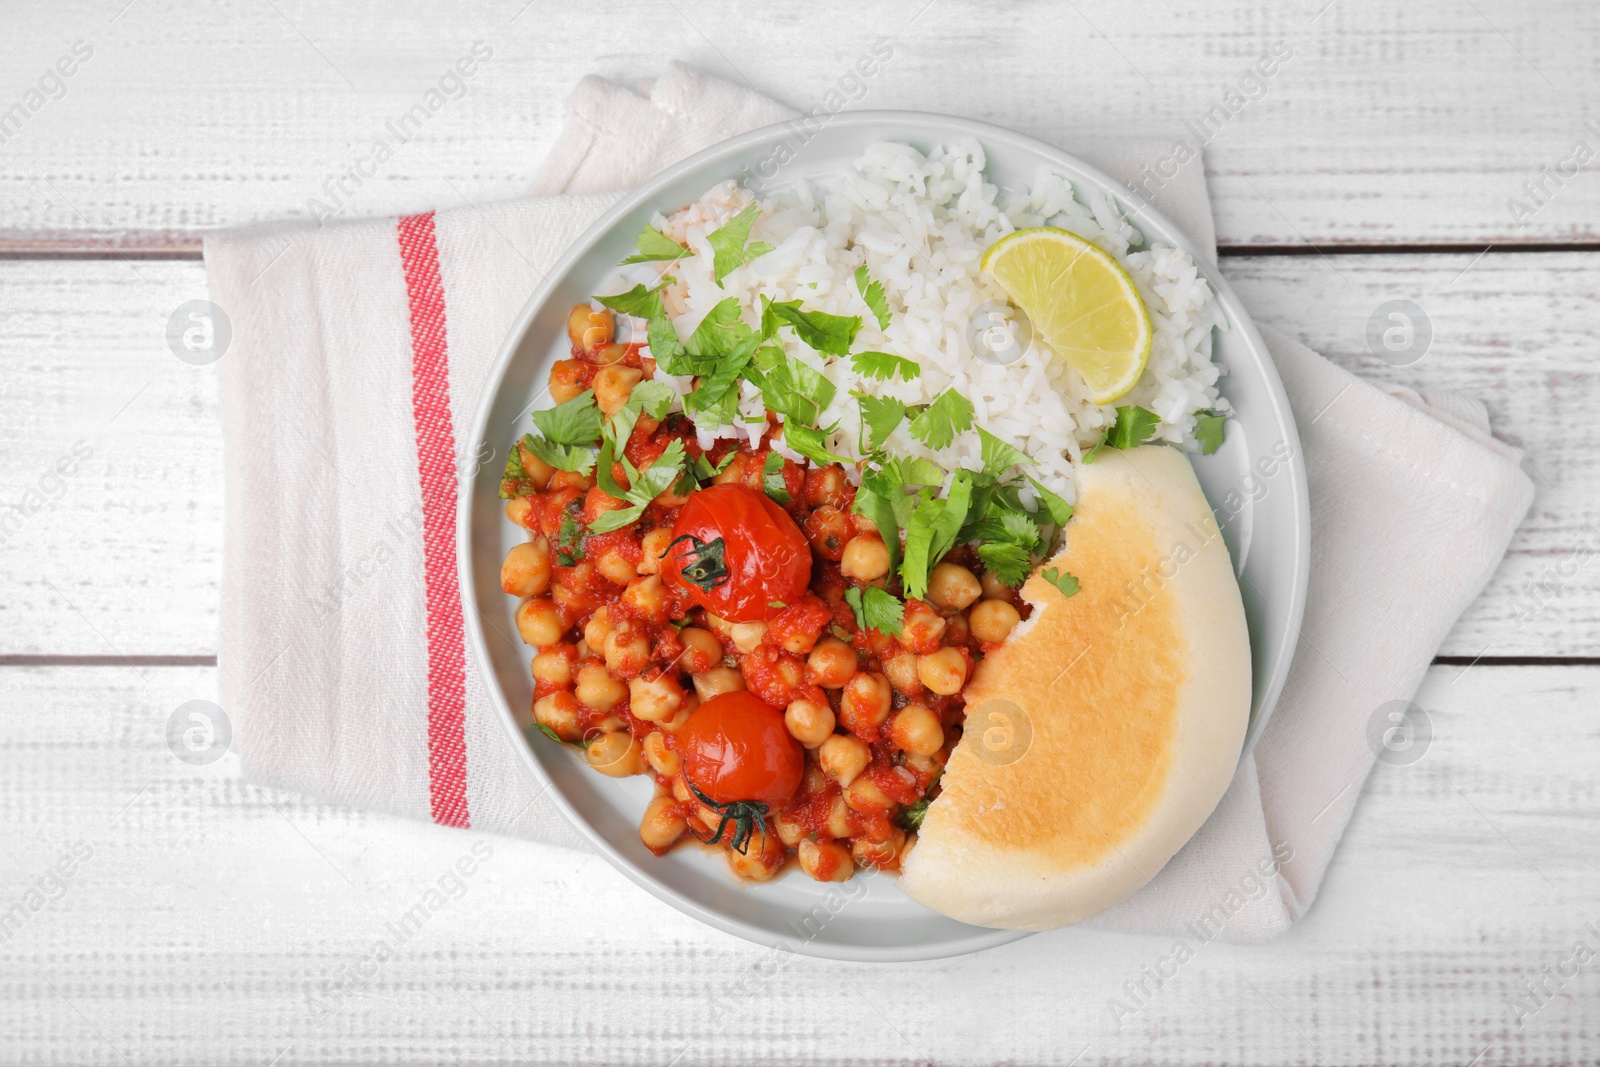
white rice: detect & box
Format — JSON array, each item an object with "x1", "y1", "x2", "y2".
[{"x1": 604, "y1": 138, "x2": 1228, "y2": 506}]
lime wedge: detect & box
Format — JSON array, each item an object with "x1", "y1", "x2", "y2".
[{"x1": 981, "y1": 227, "x2": 1152, "y2": 405}]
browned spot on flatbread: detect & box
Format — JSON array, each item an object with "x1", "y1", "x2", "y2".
[{"x1": 940, "y1": 493, "x2": 1184, "y2": 867}]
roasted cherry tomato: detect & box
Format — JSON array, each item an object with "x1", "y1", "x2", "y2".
[
  {"x1": 662, "y1": 483, "x2": 811, "y2": 623},
  {"x1": 677, "y1": 691, "x2": 804, "y2": 853}
]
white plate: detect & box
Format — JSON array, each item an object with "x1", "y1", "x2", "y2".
[{"x1": 459, "y1": 111, "x2": 1310, "y2": 962}]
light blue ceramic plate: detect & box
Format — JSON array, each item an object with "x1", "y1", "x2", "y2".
[{"x1": 459, "y1": 111, "x2": 1309, "y2": 962}]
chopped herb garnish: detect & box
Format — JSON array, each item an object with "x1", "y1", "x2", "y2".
[
  {"x1": 843, "y1": 585, "x2": 905, "y2": 637},
  {"x1": 900, "y1": 472, "x2": 974, "y2": 599},
  {"x1": 620, "y1": 224, "x2": 693, "y2": 264},
  {"x1": 595, "y1": 279, "x2": 672, "y2": 320},
  {"x1": 1085, "y1": 405, "x2": 1160, "y2": 461},
  {"x1": 604, "y1": 380, "x2": 676, "y2": 452},
  {"x1": 760, "y1": 298, "x2": 862, "y2": 356},
  {"x1": 853, "y1": 392, "x2": 906, "y2": 452},
  {"x1": 531, "y1": 390, "x2": 602, "y2": 446},
  {"x1": 587, "y1": 439, "x2": 688, "y2": 534},
  {"x1": 1027, "y1": 476, "x2": 1074, "y2": 526},
  {"x1": 529, "y1": 723, "x2": 565, "y2": 744},
  {"x1": 1193, "y1": 409, "x2": 1226, "y2": 455},
  {"x1": 707, "y1": 204, "x2": 774, "y2": 284},
  {"x1": 781, "y1": 421, "x2": 850, "y2": 467},
  {"x1": 521, "y1": 433, "x2": 596, "y2": 475},
  {"x1": 751, "y1": 344, "x2": 836, "y2": 424},
  {"x1": 977, "y1": 427, "x2": 1033, "y2": 476},
  {"x1": 499, "y1": 443, "x2": 529, "y2": 499},
  {"x1": 850, "y1": 350, "x2": 921, "y2": 381},
  {"x1": 555, "y1": 511, "x2": 585, "y2": 566},
  {"x1": 900, "y1": 798, "x2": 930, "y2": 830},
  {"x1": 976, "y1": 540, "x2": 1033, "y2": 587},
  {"x1": 907, "y1": 389, "x2": 976, "y2": 451},
  {"x1": 1041, "y1": 567, "x2": 1080, "y2": 598},
  {"x1": 854, "y1": 265, "x2": 891, "y2": 331},
  {"x1": 761, "y1": 452, "x2": 792, "y2": 504}
]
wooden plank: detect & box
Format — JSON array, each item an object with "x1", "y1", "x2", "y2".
[
  {"x1": 3, "y1": 253, "x2": 1594, "y2": 656},
  {"x1": 2, "y1": 0, "x2": 1599, "y2": 251},
  {"x1": 1, "y1": 661, "x2": 1595, "y2": 1064}
]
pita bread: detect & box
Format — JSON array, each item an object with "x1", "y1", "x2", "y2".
[{"x1": 899, "y1": 445, "x2": 1250, "y2": 930}]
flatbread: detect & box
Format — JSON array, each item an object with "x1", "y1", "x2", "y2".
[{"x1": 898, "y1": 445, "x2": 1251, "y2": 930}]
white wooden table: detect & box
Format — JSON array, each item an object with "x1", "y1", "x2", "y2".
[{"x1": 4, "y1": 2, "x2": 1598, "y2": 1063}]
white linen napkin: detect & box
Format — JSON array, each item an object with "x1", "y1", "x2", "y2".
[{"x1": 204, "y1": 62, "x2": 1534, "y2": 941}]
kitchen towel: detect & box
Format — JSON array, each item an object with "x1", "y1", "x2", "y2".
[{"x1": 204, "y1": 62, "x2": 1534, "y2": 941}]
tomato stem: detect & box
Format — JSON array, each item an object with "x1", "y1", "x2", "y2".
[
  {"x1": 686, "y1": 780, "x2": 769, "y2": 855},
  {"x1": 665, "y1": 533, "x2": 731, "y2": 595}
]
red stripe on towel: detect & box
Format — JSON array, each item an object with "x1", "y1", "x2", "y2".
[{"x1": 397, "y1": 211, "x2": 471, "y2": 830}]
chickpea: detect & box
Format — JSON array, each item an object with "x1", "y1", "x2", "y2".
[
  {"x1": 773, "y1": 810, "x2": 807, "y2": 848},
  {"x1": 825, "y1": 792, "x2": 854, "y2": 838},
  {"x1": 970, "y1": 598, "x2": 1022, "y2": 644},
  {"x1": 586, "y1": 730, "x2": 643, "y2": 777},
  {"x1": 917, "y1": 647, "x2": 969, "y2": 696},
  {"x1": 927, "y1": 562, "x2": 982, "y2": 611},
  {"x1": 702, "y1": 612, "x2": 735, "y2": 640},
  {"x1": 504, "y1": 495, "x2": 536, "y2": 528},
  {"x1": 839, "y1": 672, "x2": 892, "y2": 737},
  {"x1": 801, "y1": 761, "x2": 828, "y2": 795},
  {"x1": 575, "y1": 664, "x2": 627, "y2": 711},
  {"x1": 901, "y1": 601, "x2": 947, "y2": 652},
  {"x1": 904, "y1": 751, "x2": 945, "y2": 779},
  {"x1": 583, "y1": 606, "x2": 614, "y2": 651},
  {"x1": 806, "y1": 636, "x2": 859, "y2": 688},
  {"x1": 944, "y1": 610, "x2": 971, "y2": 645},
  {"x1": 881, "y1": 651, "x2": 923, "y2": 696},
  {"x1": 567, "y1": 303, "x2": 614, "y2": 351},
  {"x1": 839, "y1": 534, "x2": 891, "y2": 581},
  {"x1": 805, "y1": 505, "x2": 855, "y2": 560},
  {"x1": 853, "y1": 828, "x2": 908, "y2": 870},
  {"x1": 593, "y1": 365, "x2": 643, "y2": 416},
  {"x1": 621, "y1": 575, "x2": 669, "y2": 625},
  {"x1": 818, "y1": 733, "x2": 871, "y2": 788},
  {"x1": 692, "y1": 667, "x2": 746, "y2": 701},
  {"x1": 548, "y1": 360, "x2": 587, "y2": 404},
  {"x1": 590, "y1": 341, "x2": 629, "y2": 366},
  {"x1": 515, "y1": 598, "x2": 566, "y2": 647},
  {"x1": 980, "y1": 569, "x2": 1015, "y2": 601},
  {"x1": 531, "y1": 644, "x2": 576, "y2": 687},
  {"x1": 656, "y1": 692, "x2": 698, "y2": 734},
  {"x1": 889, "y1": 704, "x2": 944, "y2": 757},
  {"x1": 629, "y1": 672, "x2": 685, "y2": 723},
  {"x1": 851, "y1": 509, "x2": 878, "y2": 534},
  {"x1": 804, "y1": 466, "x2": 849, "y2": 509},
  {"x1": 639, "y1": 794, "x2": 686, "y2": 852},
  {"x1": 674, "y1": 627, "x2": 724, "y2": 675},
  {"x1": 785, "y1": 696, "x2": 836, "y2": 748},
  {"x1": 533, "y1": 691, "x2": 582, "y2": 741},
  {"x1": 798, "y1": 838, "x2": 854, "y2": 883},
  {"x1": 501, "y1": 539, "x2": 552, "y2": 598},
  {"x1": 642, "y1": 731, "x2": 681, "y2": 777},
  {"x1": 845, "y1": 775, "x2": 893, "y2": 813},
  {"x1": 730, "y1": 621, "x2": 768, "y2": 654},
  {"x1": 516, "y1": 443, "x2": 556, "y2": 490},
  {"x1": 604, "y1": 627, "x2": 652, "y2": 676},
  {"x1": 638, "y1": 527, "x2": 674, "y2": 575},
  {"x1": 594, "y1": 547, "x2": 638, "y2": 585},
  {"x1": 725, "y1": 825, "x2": 785, "y2": 882}
]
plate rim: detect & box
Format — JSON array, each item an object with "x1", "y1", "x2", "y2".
[{"x1": 458, "y1": 108, "x2": 1311, "y2": 962}]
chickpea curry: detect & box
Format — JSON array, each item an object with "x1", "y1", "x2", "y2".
[{"x1": 499, "y1": 298, "x2": 1076, "y2": 885}]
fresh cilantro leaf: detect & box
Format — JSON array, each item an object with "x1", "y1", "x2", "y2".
[
  {"x1": 684, "y1": 341, "x2": 755, "y2": 420},
  {"x1": 645, "y1": 313, "x2": 697, "y2": 375},
  {"x1": 908, "y1": 389, "x2": 976, "y2": 451},
  {"x1": 761, "y1": 452, "x2": 792, "y2": 504},
  {"x1": 1194, "y1": 409, "x2": 1226, "y2": 455},
  {"x1": 1041, "y1": 567, "x2": 1080, "y2": 598},
  {"x1": 686, "y1": 298, "x2": 757, "y2": 361},
  {"x1": 854, "y1": 265, "x2": 890, "y2": 330},
  {"x1": 707, "y1": 204, "x2": 774, "y2": 284},
  {"x1": 900, "y1": 472, "x2": 974, "y2": 599},
  {"x1": 1086, "y1": 405, "x2": 1161, "y2": 461},
  {"x1": 843, "y1": 586, "x2": 905, "y2": 637},
  {"x1": 528, "y1": 722, "x2": 565, "y2": 744},
  {"x1": 1027, "y1": 476, "x2": 1074, "y2": 526},
  {"x1": 850, "y1": 350, "x2": 921, "y2": 381},
  {"x1": 587, "y1": 439, "x2": 687, "y2": 534},
  {"x1": 595, "y1": 279, "x2": 671, "y2": 320},
  {"x1": 781, "y1": 421, "x2": 850, "y2": 466},
  {"x1": 899, "y1": 798, "x2": 930, "y2": 831},
  {"x1": 761, "y1": 298, "x2": 862, "y2": 356},
  {"x1": 853, "y1": 392, "x2": 906, "y2": 452},
  {"x1": 604, "y1": 380, "x2": 676, "y2": 452},
  {"x1": 691, "y1": 451, "x2": 736, "y2": 481},
  {"x1": 499, "y1": 443, "x2": 528, "y2": 499},
  {"x1": 620, "y1": 224, "x2": 692, "y2": 264},
  {"x1": 977, "y1": 427, "x2": 1033, "y2": 476},
  {"x1": 531, "y1": 390, "x2": 602, "y2": 446},
  {"x1": 753, "y1": 347, "x2": 837, "y2": 424},
  {"x1": 522, "y1": 434, "x2": 596, "y2": 475},
  {"x1": 976, "y1": 540, "x2": 1032, "y2": 587},
  {"x1": 890, "y1": 455, "x2": 946, "y2": 489}
]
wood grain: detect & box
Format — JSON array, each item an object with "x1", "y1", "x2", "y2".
[
  {"x1": 2, "y1": 253, "x2": 1592, "y2": 657},
  {"x1": 1, "y1": 662, "x2": 1594, "y2": 1065},
  {"x1": 3, "y1": 0, "x2": 1599, "y2": 251}
]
